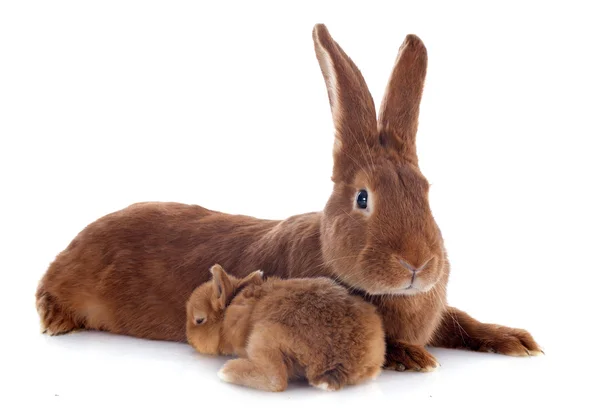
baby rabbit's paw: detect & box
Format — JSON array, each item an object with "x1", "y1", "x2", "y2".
[
  {"x1": 218, "y1": 358, "x2": 288, "y2": 392},
  {"x1": 384, "y1": 342, "x2": 439, "y2": 372},
  {"x1": 309, "y1": 365, "x2": 348, "y2": 392}
]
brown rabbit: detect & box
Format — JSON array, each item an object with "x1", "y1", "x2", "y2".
[
  {"x1": 186, "y1": 265, "x2": 385, "y2": 392},
  {"x1": 36, "y1": 23, "x2": 542, "y2": 372}
]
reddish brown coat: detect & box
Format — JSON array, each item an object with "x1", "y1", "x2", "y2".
[
  {"x1": 186, "y1": 265, "x2": 385, "y2": 392},
  {"x1": 36, "y1": 24, "x2": 541, "y2": 371}
]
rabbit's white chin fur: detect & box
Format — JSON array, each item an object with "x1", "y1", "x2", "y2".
[{"x1": 367, "y1": 283, "x2": 435, "y2": 297}]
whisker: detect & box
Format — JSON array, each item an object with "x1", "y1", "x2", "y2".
[{"x1": 430, "y1": 284, "x2": 470, "y2": 346}]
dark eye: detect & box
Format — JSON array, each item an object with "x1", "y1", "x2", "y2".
[
  {"x1": 356, "y1": 189, "x2": 368, "y2": 209},
  {"x1": 195, "y1": 318, "x2": 205, "y2": 325}
]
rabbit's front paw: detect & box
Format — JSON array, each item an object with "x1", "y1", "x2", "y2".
[
  {"x1": 475, "y1": 325, "x2": 543, "y2": 357},
  {"x1": 384, "y1": 341, "x2": 440, "y2": 372}
]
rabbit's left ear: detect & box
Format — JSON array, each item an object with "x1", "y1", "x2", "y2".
[
  {"x1": 210, "y1": 264, "x2": 234, "y2": 309},
  {"x1": 313, "y1": 24, "x2": 378, "y2": 182}
]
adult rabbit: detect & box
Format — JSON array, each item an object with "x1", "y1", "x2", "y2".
[{"x1": 35, "y1": 24, "x2": 541, "y2": 371}]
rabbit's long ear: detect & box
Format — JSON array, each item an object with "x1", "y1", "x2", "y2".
[
  {"x1": 210, "y1": 264, "x2": 234, "y2": 309},
  {"x1": 378, "y1": 34, "x2": 428, "y2": 165},
  {"x1": 313, "y1": 24, "x2": 378, "y2": 181}
]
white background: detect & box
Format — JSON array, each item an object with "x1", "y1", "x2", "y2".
[{"x1": 1, "y1": 1, "x2": 598, "y2": 413}]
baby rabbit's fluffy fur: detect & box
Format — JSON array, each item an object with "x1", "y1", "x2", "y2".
[{"x1": 186, "y1": 265, "x2": 385, "y2": 392}]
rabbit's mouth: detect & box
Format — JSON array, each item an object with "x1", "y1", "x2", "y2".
[
  {"x1": 348, "y1": 256, "x2": 442, "y2": 296},
  {"x1": 335, "y1": 260, "x2": 443, "y2": 296},
  {"x1": 337, "y1": 269, "x2": 435, "y2": 296}
]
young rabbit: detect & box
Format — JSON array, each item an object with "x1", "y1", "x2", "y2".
[
  {"x1": 36, "y1": 24, "x2": 541, "y2": 371},
  {"x1": 186, "y1": 265, "x2": 385, "y2": 392}
]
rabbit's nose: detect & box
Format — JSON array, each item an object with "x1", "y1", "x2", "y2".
[
  {"x1": 398, "y1": 259, "x2": 418, "y2": 287},
  {"x1": 399, "y1": 259, "x2": 416, "y2": 273},
  {"x1": 399, "y1": 257, "x2": 432, "y2": 273}
]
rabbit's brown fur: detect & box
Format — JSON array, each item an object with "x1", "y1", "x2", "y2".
[
  {"x1": 36, "y1": 24, "x2": 542, "y2": 371},
  {"x1": 186, "y1": 265, "x2": 385, "y2": 392}
]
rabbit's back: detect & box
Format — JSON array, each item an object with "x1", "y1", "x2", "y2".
[{"x1": 36, "y1": 202, "x2": 277, "y2": 341}]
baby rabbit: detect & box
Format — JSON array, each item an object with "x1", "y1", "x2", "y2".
[{"x1": 186, "y1": 264, "x2": 386, "y2": 392}]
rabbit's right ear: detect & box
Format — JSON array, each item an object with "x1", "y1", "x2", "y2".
[
  {"x1": 313, "y1": 24, "x2": 378, "y2": 182},
  {"x1": 240, "y1": 270, "x2": 264, "y2": 286},
  {"x1": 378, "y1": 34, "x2": 428, "y2": 165},
  {"x1": 210, "y1": 264, "x2": 234, "y2": 309}
]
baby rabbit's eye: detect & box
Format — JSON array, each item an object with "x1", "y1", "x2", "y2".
[
  {"x1": 195, "y1": 318, "x2": 205, "y2": 325},
  {"x1": 356, "y1": 189, "x2": 368, "y2": 209}
]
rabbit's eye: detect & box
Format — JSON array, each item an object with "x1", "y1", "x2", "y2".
[
  {"x1": 356, "y1": 189, "x2": 368, "y2": 209},
  {"x1": 195, "y1": 318, "x2": 205, "y2": 325}
]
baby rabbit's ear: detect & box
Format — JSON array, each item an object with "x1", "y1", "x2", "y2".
[
  {"x1": 210, "y1": 264, "x2": 234, "y2": 309},
  {"x1": 241, "y1": 270, "x2": 264, "y2": 286}
]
